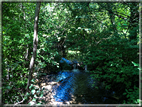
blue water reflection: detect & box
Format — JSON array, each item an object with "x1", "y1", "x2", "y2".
[
  {"x1": 53, "y1": 71, "x2": 75, "y2": 102},
  {"x1": 55, "y1": 71, "x2": 72, "y2": 82},
  {"x1": 52, "y1": 71, "x2": 117, "y2": 104}
]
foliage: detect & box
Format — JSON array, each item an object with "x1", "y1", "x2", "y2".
[
  {"x1": 123, "y1": 86, "x2": 139, "y2": 104},
  {"x1": 2, "y1": 2, "x2": 139, "y2": 104},
  {"x1": 27, "y1": 82, "x2": 45, "y2": 105}
]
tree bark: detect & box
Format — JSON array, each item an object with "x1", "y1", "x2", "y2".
[{"x1": 27, "y1": 2, "x2": 41, "y2": 91}]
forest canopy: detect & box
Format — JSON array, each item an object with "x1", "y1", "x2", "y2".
[{"x1": 2, "y1": 2, "x2": 141, "y2": 105}]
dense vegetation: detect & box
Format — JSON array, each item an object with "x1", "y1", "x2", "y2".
[{"x1": 2, "y1": 2, "x2": 141, "y2": 105}]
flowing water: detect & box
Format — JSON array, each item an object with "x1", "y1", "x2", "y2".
[{"x1": 49, "y1": 70, "x2": 118, "y2": 104}]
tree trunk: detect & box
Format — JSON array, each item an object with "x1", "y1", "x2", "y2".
[{"x1": 27, "y1": 2, "x2": 41, "y2": 91}]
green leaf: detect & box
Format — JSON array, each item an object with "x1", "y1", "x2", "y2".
[
  {"x1": 37, "y1": 90, "x2": 40, "y2": 93},
  {"x1": 34, "y1": 94, "x2": 37, "y2": 98},
  {"x1": 40, "y1": 93, "x2": 43, "y2": 97},
  {"x1": 31, "y1": 89, "x2": 36, "y2": 94},
  {"x1": 123, "y1": 93, "x2": 126, "y2": 95},
  {"x1": 31, "y1": 79, "x2": 35, "y2": 83},
  {"x1": 132, "y1": 61, "x2": 138, "y2": 67},
  {"x1": 29, "y1": 84, "x2": 34, "y2": 89},
  {"x1": 6, "y1": 86, "x2": 11, "y2": 90},
  {"x1": 25, "y1": 34, "x2": 30, "y2": 38},
  {"x1": 24, "y1": 92, "x2": 30, "y2": 100},
  {"x1": 26, "y1": 92, "x2": 30, "y2": 96},
  {"x1": 32, "y1": 98, "x2": 36, "y2": 101},
  {"x1": 37, "y1": 103, "x2": 42, "y2": 105},
  {"x1": 129, "y1": 89, "x2": 133, "y2": 91},
  {"x1": 136, "y1": 99, "x2": 141, "y2": 103}
]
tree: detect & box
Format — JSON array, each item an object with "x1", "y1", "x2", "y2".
[
  {"x1": 2, "y1": 2, "x2": 139, "y2": 104},
  {"x1": 27, "y1": 2, "x2": 41, "y2": 91}
]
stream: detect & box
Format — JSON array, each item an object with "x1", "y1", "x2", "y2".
[{"x1": 38, "y1": 69, "x2": 119, "y2": 104}]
